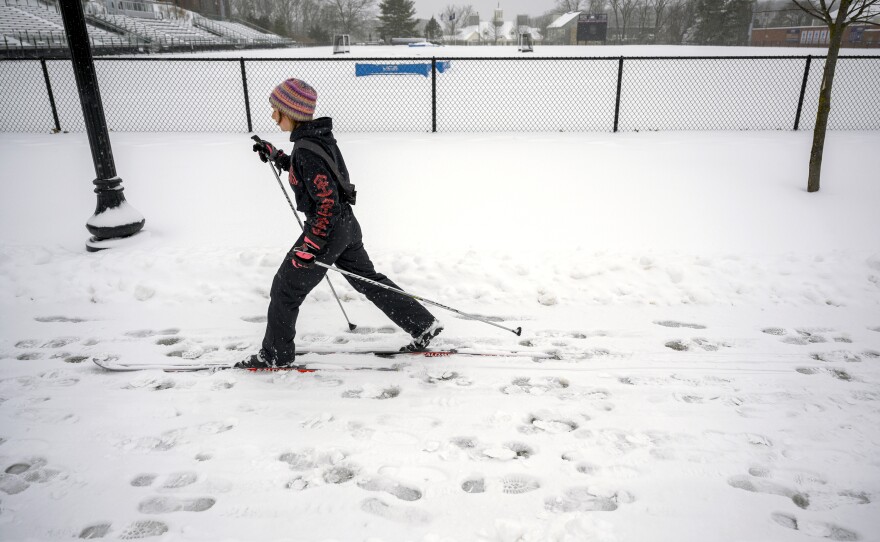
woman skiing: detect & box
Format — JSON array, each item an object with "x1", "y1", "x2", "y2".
[{"x1": 237, "y1": 78, "x2": 442, "y2": 369}]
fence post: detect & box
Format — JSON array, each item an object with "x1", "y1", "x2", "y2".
[
  {"x1": 613, "y1": 56, "x2": 624, "y2": 133},
  {"x1": 40, "y1": 57, "x2": 62, "y2": 133},
  {"x1": 240, "y1": 58, "x2": 252, "y2": 132},
  {"x1": 431, "y1": 57, "x2": 437, "y2": 133},
  {"x1": 793, "y1": 55, "x2": 812, "y2": 131}
]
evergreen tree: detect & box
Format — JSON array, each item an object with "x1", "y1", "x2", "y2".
[
  {"x1": 424, "y1": 16, "x2": 442, "y2": 40},
  {"x1": 691, "y1": 0, "x2": 751, "y2": 45},
  {"x1": 377, "y1": 0, "x2": 418, "y2": 39}
]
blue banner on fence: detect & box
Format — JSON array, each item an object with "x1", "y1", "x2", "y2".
[{"x1": 355, "y1": 61, "x2": 451, "y2": 78}]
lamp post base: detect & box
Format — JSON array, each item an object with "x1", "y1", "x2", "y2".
[
  {"x1": 86, "y1": 230, "x2": 151, "y2": 252},
  {"x1": 86, "y1": 177, "x2": 146, "y2": 251}
]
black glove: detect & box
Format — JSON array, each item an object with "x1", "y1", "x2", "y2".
[
  {"x1": 291, "y1": 235, "x2": 325, "y2": 269},
  {"x1": 252, "y1": 137, "x2": 281, "y2": 164}
]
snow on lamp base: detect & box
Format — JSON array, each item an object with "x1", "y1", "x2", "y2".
[{"x1": 85, "y1": 177, "x2": 145, "y2": 252}]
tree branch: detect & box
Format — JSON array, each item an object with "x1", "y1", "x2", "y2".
[
  {"x1": 792, "y1": 0, "x2": 830, "y2": 22},
  {"x1": 847, "y1": 0, "x2": 880, "y2": 22}
]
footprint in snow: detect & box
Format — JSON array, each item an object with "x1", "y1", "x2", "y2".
[
  {"x1": 78, "y1": 523, "x2": 112, "y2": 539},
  {"x1": 125, "y1": 328, "x2": 180, "y2": 338},
  {"x1": 482, "y1": 441, "x2": 535, "y2": 460},
  {"x1": 831, "y1": 368, "x2": 856, "y2": 381},
  {"x1": 728, "y1": 474, "x2": 810, "y2": 509},
  {"x1": 782, "y1": 329, "x2": 830, "y2": 345},
  {"x1": 160, "y1": 471, "x2": 198, "y2": 489},
  {"x1": 137, "y1": 496, "x2": 215, "y2": 514},
  {"x1": 124, "y1": 376, "x2": 177, "y2": 391},
  {"x1": 64, "y1": 355, "x2": 89, "y2": 364},
  {"x1": 323, "y1": 465, "x2": 358, "y2": 484},
  {"x1": 544, "y1": 486, "x2": 630, "y2": 513},
  {"x1": 357, "y1": 475, "x2": 422, "y2": 501},
  {"x1": 16, "y1": 352, "x2": 43, "y2": 360},
  {"x1": 520, "y1": 412, "x2": 580, "y2": 435},
  {"x1": 742, "y1": 467, "x2": 870, "y2": 511},
  {"x1": 155, "y1": 336, "x2": 183, "y2": 346},
  {"x1": 664, "y1": 338, "x2": 729, "y2": 352},
  {"x1": 654, "y1": 320, "x2": 707, "y2": 329},
  {"x1": 131, "y1": 473, "x2": 158, "y2": 487},
  {"x1": 421, "y1": 370, "x2": 464, "y2": 385},
  {"x1": 35, "y1": 316, "x2": 89, "y2": 323},
  {"x1": 165, "y1": 346, "x2": 204, "y2": 360},
  {"x1": 500, "y1": 473, "x2": 541, "y2": 494},
  {"x1": 117, "y1": 520, "x2": 169, "y2": 539},
  {"x1": 810, "y1": 351, "x2": 862, "y2": 363},
  {"x1": 1, "y1": 457, "x2": 63, "y2": 494},
  {"x1": 15, "y1": 339, "x2": 40, "y2": 348},
  {"x1": 360, "y1": 497, "x2": 431, "y2": 524},
  {"x1": 461, "y1": 477, "x2": 485, "y2": 493},
  {"x1": 501, "y1": 376, "x2": 569, "y2": 395},
  {"x1": 771, "y1": 512, "x2": 860, "y2": 541},
  {"x1": 450, "y1": 436, "x2": 479, "y2": 450},
  {"x1": 459, "y1": 474, "x2": 541, "y2": 495},
  {"x1": 342, "y1": 386, "x2": 401, "y2": 399},
  {"x1": 41, "y1": 337, "x2": 80, "y2": 348}
]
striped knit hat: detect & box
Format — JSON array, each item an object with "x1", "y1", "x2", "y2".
[{"x1": 269, "y1": 78, "x2": 317, "y2": 123}]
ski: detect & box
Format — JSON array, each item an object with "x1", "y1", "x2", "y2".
[{"x1": 92, "y1": 347, "x2": 555, "y2": 373}]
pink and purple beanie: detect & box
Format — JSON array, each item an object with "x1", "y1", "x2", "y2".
[{"x1": 269, "y1": 78, "x2": 317, "y2": 123}]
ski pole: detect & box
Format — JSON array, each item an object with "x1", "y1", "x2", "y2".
[
  {"x1": 315, "y1": 262, "x2": 522, "y2": 337},
  {"x1": 254, "y1": 136, "x2": 356, "y2": 331}
]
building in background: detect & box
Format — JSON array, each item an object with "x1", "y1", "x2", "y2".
[{"x1": 751, "y1": 24, "x2": 879, "y2": 48}]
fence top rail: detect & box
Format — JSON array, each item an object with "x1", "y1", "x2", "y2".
[
  {"x1": 3, "y1": 55, "x2": 879, "y2": 62},
  {"x1": 77, "y1": 55, "x2": 880, "y2": 61}
]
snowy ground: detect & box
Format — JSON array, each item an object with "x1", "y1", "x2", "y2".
[{"x1": 1, "y1": 126, "x2": 880, "y2": 541}]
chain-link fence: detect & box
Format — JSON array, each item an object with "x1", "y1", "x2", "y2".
[{"x1": 1, "y1": 55, "x2": 878, "y2": 133}]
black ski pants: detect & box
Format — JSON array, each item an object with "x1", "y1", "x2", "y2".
[{"x1": 262, "y1": 208, "x2": 435, "y2": 364}]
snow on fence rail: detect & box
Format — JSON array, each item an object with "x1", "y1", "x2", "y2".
[{"x1": 0, "y1": 55, "x2": 878, "y2": 133}]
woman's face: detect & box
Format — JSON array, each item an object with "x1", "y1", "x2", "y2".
[{"x1": 272, "y1": 108, "x2": 295, "y2": 132}]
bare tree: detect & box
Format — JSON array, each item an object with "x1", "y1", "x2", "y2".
[
  {"x1": 442, "y1": 4, "x2": 474, "y2": 40},
  {"x1": 482, "y1": 18, "x2": 506, "y2": 43},
  {"x1": 589, "y1": 0, "x2": 610, "y2": 11},
  {"x1": 609, "y1": 0, "x2": 640, "y2": 41},
  {"x1": 765, "y1": 0, "x2": 814, "y2": 26},
  {"x1": 664, "y1": 0, "x2": 697, "y2": 43},
  {"x1": 650, "y1": 0, "x2": 671, "y2": 42},
  {"x1": 328, "y1": 0, "x2": 376, "y2": 35},
  {"x1": 555, "y1": 0, "x2": 589, "y2": 13},
  {"x1": 636, "y1": 0, "x2": 652, "y2": 42},
  {"x1": 792, "y1": 0, "x2": 880, "y2": 192},
  {"x1": 275, "y1": 0, "x2": 301, "y2": 36}
]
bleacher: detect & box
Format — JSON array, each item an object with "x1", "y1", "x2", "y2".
[
  {"x1": 208, "y1": 19, "x2": 278, "y2": 42},
  {"x1": 89, "y1": 13, "x2": 220, "y2": 45},
  {"x1": 1, "y1": 3, "x2": 64, "y2": 45},
  {"x1": 1, "y1": 0, "x2": 293, "y2": 55},
  {"x1": 1, "y1": 1, "x2": 126, "y2": 47}
]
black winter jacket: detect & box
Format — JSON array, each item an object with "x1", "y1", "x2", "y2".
[{"x1": 274, "y1": 117, "x2": 351, "y2": 251}]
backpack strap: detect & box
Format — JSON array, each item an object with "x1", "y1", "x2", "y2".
[{"x1": 294, "y1": 139, "x2": 357, "y2": 204}]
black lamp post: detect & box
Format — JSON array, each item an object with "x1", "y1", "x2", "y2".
[{"x1": 58, "y1": 0, "x2": 145, "y2": 252}]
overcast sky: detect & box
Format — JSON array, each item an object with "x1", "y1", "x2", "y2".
[{"x1": 413, "y1": 1, "x2": 557, "y2": 21}]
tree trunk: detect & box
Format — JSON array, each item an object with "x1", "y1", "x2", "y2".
[{"x1": 807, "y1": 7, "x2": 848, "y2": 193}]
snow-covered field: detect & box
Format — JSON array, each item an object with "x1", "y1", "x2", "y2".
[{"x1": 1, "y1": 46, "x2": 880, "y2": 542}]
